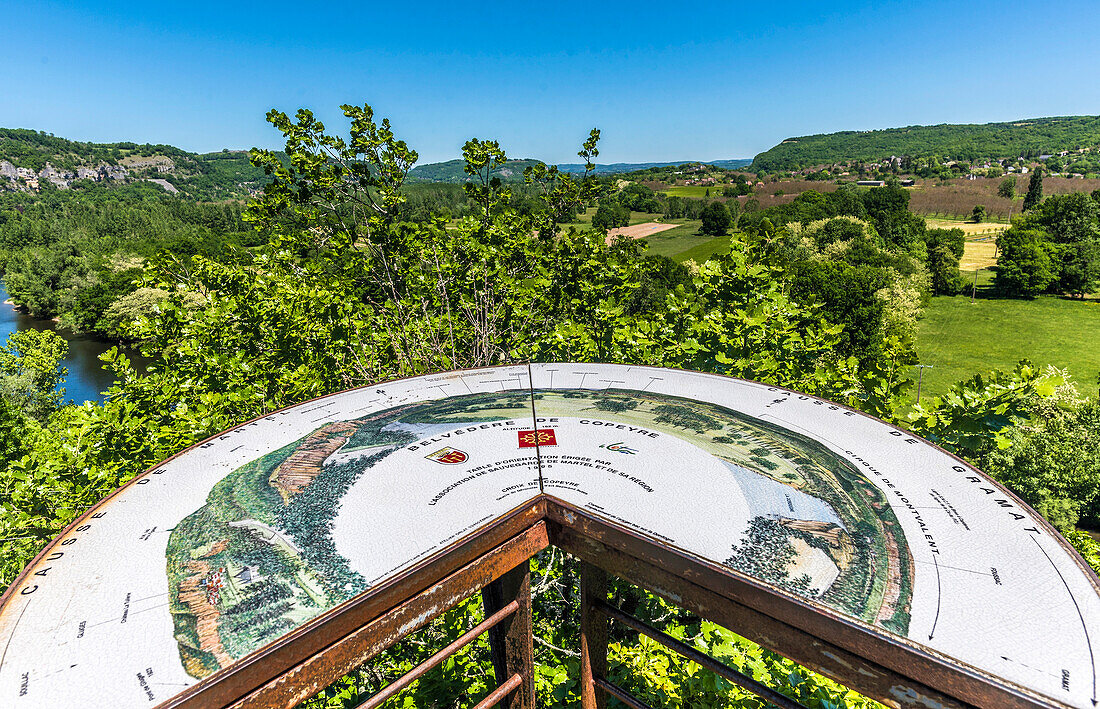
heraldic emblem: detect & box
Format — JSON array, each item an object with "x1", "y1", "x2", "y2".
[
  {"x1": 517, "y1": 429, "x2": 557, "y2": 448},
  {"x1": 424, "y1": 447, "x2": 469, "y2": 464}
]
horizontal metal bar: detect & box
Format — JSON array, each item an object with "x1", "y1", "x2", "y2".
[
  {"x1": 471, "y1": 673, "x2": 523, "y2": 709},
  {"x1": 354, "y1": 600, "x2": 520, "y2": 709},
  {"x1": 596, "y1": 599, "x2": 807, "y2": 709},
  {"x1": 593, "y1": 676, "x2": 657, "y2": 709}
]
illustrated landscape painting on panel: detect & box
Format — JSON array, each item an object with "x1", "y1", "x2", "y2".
[{"x1": 165, "y1": 389, "x2": 913, "y2": 678}]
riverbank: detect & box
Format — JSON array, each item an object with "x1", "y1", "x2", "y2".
[{"x1": 0, "y1": 284, "x2": 135, "y2": 404}]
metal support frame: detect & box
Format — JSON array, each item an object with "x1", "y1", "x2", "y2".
[
  {"x1": 594, "y1": 598, "x2": 808, "y2": 709},
  {"x1": 356, "y1": 600, "x2": 520, "y2": 709},
  {"x1": 579, "y1": 563, "x2": 608, "y2": 709},
  {"x1": 482, "y1": 562, "x2": 535, "y2": 709},
  {"x1": 150, "y1": 497, "x2": 1070, "y2": 709}
]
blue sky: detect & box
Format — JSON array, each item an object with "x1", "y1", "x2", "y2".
[{"x1": 4, "y1": 1, "x2": 1100, "y2": 163}]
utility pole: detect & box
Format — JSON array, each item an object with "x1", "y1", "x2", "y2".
[
  {"x1": 972, "y1": 267, "x2": 979, "y2": 302},
  {"x1": 916, "y1": 364, "x2": 935, "y2": 404}
]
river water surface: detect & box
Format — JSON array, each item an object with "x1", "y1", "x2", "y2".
[{"x1": 0, "y1": 283, "x2": 125, "y2": 404}]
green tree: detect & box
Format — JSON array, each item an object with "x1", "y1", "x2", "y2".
[
  {"x1": 993, "y1": 228, "x2": 1057, "y2": 296},
  {"x1": 998, "y1": 176, "x2": 1017, "y2": 199},
  {"x1": 927, "y1": 244, "x2": 964, "y2": 295},
  {"x1": 592, "y1": 202, "x2": 629, "y2": 231},
  {"x1": 0, "y1": 329, "x2": 68, "y2": 421},
  {"x1": 970, "y1": 204, "x2": 986, "y2": 223},
  {"x1": 663, "y1": 195, "x2": 684, "y2": 219},
  {"x1": 1018, "y1": 192, "x2": 1100, "y2": 296},
  {"x1": 699, "y1": 201, "x2": 730, "y2": 235},
  {"x1": 1022, "y1": 166, "x2": 1044, "y2": 211},
  {"x1": 983, "y1": 398, "x2": 1100, "y2": 528},
  {"x1": 787, "y1": 260, "x2": 891, "y2": 359}
]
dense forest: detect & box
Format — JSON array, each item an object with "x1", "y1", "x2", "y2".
[
  {"x1": 0, "y1": 185, "x2": 259, "y2": 338},
  {"x1": 751, "y1": 115, "x2": 1100, "y2": 171},
  {"x1": 2, "y1": 105, "x2": 1099, "y2": 708}
]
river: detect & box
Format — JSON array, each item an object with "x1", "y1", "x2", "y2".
[{"x1": 0, "y1": 283, "x2": 130, "y2": 404}]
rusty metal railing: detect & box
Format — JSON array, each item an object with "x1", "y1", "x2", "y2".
[
  {"x1": 304, "y1": 526, "x2": 810, "y2": 709},
  {"x1": 352, "y1": 599, "x2": 522, "y2": 709},
  {"x1": 589, "y1": 596, "x2": 807, "y2": 709},
  {"x1": 155, "y1": 498, "x2": 1062, "y2": 709}
]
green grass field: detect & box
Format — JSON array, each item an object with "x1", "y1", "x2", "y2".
[
  {"x1": 573, "y1": 208, "x2": 664, "y2": 226},
  {"x1": 672, "y1": 234, "x2": 733, "y2": 262},
  {"x1": 915, "y1": 294, "x2": 1100, "y2": 400},
  {"x1": 637, "y1": 221, "x2": 711, "y2": 258},
  {"x1": 661, "y1": 185, "x2": 720, "y2": 198}
]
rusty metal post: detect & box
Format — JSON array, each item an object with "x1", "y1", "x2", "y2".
[
  {"x1": 579, "y1": 561, "x2": 608, "y2": 709},
  {"x1": 482, "y1": 561, "x2": 534, "y2": 709}
]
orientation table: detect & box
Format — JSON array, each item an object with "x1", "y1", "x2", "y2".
[{"x1": 1, "y1": 363, "x2": 1097, "y2": 708}]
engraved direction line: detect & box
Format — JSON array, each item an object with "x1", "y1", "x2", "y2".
[
  {"x1": 999, "y1": 655, "x2": 1062, "y2": 679},
  {"x1": 929, "y1": 553, "x2": 942, "y2": 640},
  {"x1": 640, "y1": 376, "x2": 663, "y2": 391},
  {"x1": 39, "y1": 663, "x2": 79, "y2": 679},
  {"x1": 0, "y1": 597, "x2": 31, "y2": 671},
  {"x1": 87, "y1": 601, "x2": 170, "y2": 629},
  {"x1": 914, "y1": 559, "x2": 992, "y2": 577},
  {"x1": 527, "y1": 362, "x2": 545, "y2": 494},
  {"x1": 1030, "y1": 535, "x2": 1097, "y2": 704},
  {"x1": 573, "y1": 371, "x2": 598, "y2": 387}
]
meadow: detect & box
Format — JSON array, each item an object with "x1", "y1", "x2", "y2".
[
  {"x1": 662, "y1": 184, "x2": 718, "y2": 198},
  {"x1": 626, "y1": 212, "x2": 1098, "y2": 406},
  {"x1": 915, "y1": 294, "x2": 1100, "y2": 400},
  {"x1": 635, "y1": 220, "x2": 713, "y2": 258}
]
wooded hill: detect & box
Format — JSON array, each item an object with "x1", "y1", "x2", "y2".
[
  {"x1": 0, "y1": 128, "x2": 272, "y2": 200},
  {"x1": 1, "y1": 128, "x2": 751, "y2": 189},
  {"x1": 751, "y1": 115, "x2": 1100, "y2": 171},
  {"x1": 407, "y1": 157, "x2": 751, "y2": 183}
]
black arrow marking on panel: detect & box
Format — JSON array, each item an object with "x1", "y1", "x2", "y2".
[
  {"x1": 929, "y1": 553, "x2": 941, "y2": 640},
  {"x1": 39, "y1": 663, "x2": 79, "y2": 679},
  {"x1": 914, "y1": 559, "x2": 993, "y2": 577},
  {"x1": 999, "y1": 655, "x2": 1061, "y2": 679},
  {"x1": 1030, "y1": 535, "x2": 1097, "y2": 704}
]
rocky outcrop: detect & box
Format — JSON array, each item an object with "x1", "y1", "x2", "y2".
[{"x1": 268, "y1": 421, "x2": 359, "y2": 503}]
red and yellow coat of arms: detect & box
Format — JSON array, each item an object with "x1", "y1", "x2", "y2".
[
  {"x1": 424, "y1": 447, "x2": 468, "y2": 464},
  {"x1": 517, "y1": 429, "x2": 557, "y2": 448}
]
